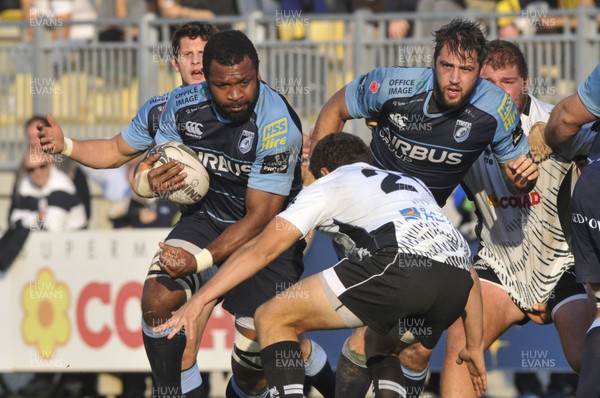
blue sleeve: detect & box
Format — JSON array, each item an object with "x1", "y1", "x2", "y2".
[
  {"x1": 577, "y1": 64, "x2": 600, "y2": 118},
  {"x1": 345, "y1": 67, "x2": 431, "y2": 119},
  {"x1": 490, "y1": 92, "x2": 529, "y2": 162},
  {"x1": 121, "y1": 95, "x2": 164, "y2": 151},
  {"x1": 249, "y1": 84, "x2": 302, "y2": 196}
]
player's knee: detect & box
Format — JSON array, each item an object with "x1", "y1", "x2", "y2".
[
  {"x1": 400, "y1": 343, "x2": 432, "y2": 371},
  {"x1": 228, "y1": 329, "x2": 262, "y2": 396},
  {"x1": 141, "y1": 278, "x2": 186, "y2": 324},
  {"x1": 255, "y1": 301, "x2": 281, "y2": 331}
]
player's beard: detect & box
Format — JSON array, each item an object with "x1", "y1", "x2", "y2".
[
  {"x1": 212, "y1": 88, "x2": 259, "y2": 124},
  {"x1": 433, "y1": 76, "x2": 476, "y2": 110}
]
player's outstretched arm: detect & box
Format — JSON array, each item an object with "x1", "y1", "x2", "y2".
[
  {"x1": 156, "y1": 187, "x2": 288, "y2": 277},
  {"x1": 546, "y1": 92, "x2": 597, "y2": 148},
  {"x1": 38, "y1": 113, "x2": 141, "y2": 168},
  {"x1": 457, "y1": 268, "x2": 487, "y2": 397},
  {"x1": 155, "y1": 216, "x2": 302, "y2": 340},
  {"x1": 500, "y1": 154, "x2": 539, "y2": 195},
  {"x1": 311, "y1": 87, "x2": 352, "y2": 154}
]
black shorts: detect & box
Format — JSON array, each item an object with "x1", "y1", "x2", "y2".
[
  {"x1": 152, "y1": 211, "x2": 305, "y2": 317},
  {"x1": 572, "y1": 167, "x2": 600, "y2": 283},
  {"x1": 474, "y1": 256, "x2": 586, "y2": 318},
  {"x1": 322, "y1": 250, "x2": 473, "y2": 349}
]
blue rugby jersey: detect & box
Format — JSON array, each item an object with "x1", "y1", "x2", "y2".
[
  {"x1": 346, "y1": 67, "x2": 528, "y2": 205},
  {"x1": 155, "y1": 81, "x2": 303, "y2": 228}
]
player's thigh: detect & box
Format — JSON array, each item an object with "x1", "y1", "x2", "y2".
[
  {"x1": 479, "y1": 280, "x2": 526, "y2": 348},
  {"x1": 553, "y1": 297, "x2": 590, "y2": 372},
  {"x1": 256, "y1": 273, "x2": 349, "y2": 344},
  {"x1": 445, "y1": 280, "x2": 523, "y2": 357}
]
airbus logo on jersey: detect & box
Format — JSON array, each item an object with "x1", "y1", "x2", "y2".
[
  {"x1": 488, "y1": 191, "x2": 541, "y2": 208},
  {"x1": 185, "y1": 121, "x2": 204, "y2": 139},
  {"x1": 239, "y1": 130, "x2": 255, "y2": 154},
  {"x1": 262, "y1": 118, "x2": 288, "y2": 150},
  {"x1": 379, "y1": 129, "x2": 463, "y2": 165},
  {"x1": 453, "y1": 120, "x2": 471, "y2": 143},
  {"x1": 197, "y1": 152, "x2": 252, "y2": 176}
]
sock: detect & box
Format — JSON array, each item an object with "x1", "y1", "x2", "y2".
[
  {"x1": 181, "y1": 362, "x2": 205, "y2": 398},
  {"x1": 335, "y1": 338, "x2": 371, "y2": 398},
  {"x1": 304, "y1": 339, "x2": 335, "y2": 398},
  {"x1": 260, "y1": 341, "x2": 305, "y2": 398},
  {"x1": 367, "y1": 355, "x2": 406, "y2": 398},
  {"x1": 142, "y1": 320, "x2": 186, "y2": 398},
  {"x1": 225, "y1": 377, "x2": 269, "y2": 398},
  {"x1": 401, "y1": 362, "x2": 428, "y2": 398},
  {"x1": 576, "y1": 320, "x2": 600, "y2": 398}
]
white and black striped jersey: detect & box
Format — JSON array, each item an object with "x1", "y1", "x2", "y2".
[
  {"x1": 10, "y1": 167, "x2": 87, "y2": 231},
  {"x1": 463, "y1": 95, "x2": 597, "y2": 310},
  {"x1": 279, "y1": 162, "x2": 471, "y2": 270}
]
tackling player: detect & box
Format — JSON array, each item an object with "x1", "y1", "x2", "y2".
[
  {"x1": 546, "y1": 63, "x2": 600, "y2": 398},
  {"x1": 310, "y1": 19, "x2": 539, "y2": 397},
  {"x1": 155, "y1": 132, "x2": 488, "y2": 398}
]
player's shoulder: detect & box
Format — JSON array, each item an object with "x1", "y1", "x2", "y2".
[
  {"x1": 524, "y1": 95, "x2": 552, "y2": 125},
  {"x1": 471, "y1": 78, "x2": 519, "y2": 132},
  {"x1": 257, "y1": 81, "x2": 287, "y2": 107},
  {"x1": 360, "y1": 66, "x2": 432, "y2": 92},
  {"x1": 137, "y1": 92, "x2": 170, "y2": 115},
  {"x1": 167, "y1": 82, "x2": 209, "y2": 110},
  {"x1": 256, "y1": 81, "x2": 300, "y2": 127}
]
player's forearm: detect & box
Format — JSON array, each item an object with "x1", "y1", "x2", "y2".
[
  {"x1": 546, "y1": 94, "x2": 596, "y2": 148},
  {"x1": 70, "y1": 138, "x2": 134, "y2": 168},
  {"x1": 463, "y1": 268, "x2": 484, "y2": 351},
  {"x1": 197, "y1": 240, "x2": 273, "y2": 304},
  {"x1": 206, "y1": 215, "x2": 272, "y2": 264},
  {"x1": 197, "y1": 220, "x2": 297, "y2": 303}
]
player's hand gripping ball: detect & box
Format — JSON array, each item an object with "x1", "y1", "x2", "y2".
[{"x1": 148, "y1": 142, "x2": 209, "y2": 205}]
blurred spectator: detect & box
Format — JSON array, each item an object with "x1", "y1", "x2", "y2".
[
  {"x1": 153, "y1": 0, "x2": 215, "y2": 18},
  {"x1": 382, "y1": 0, "x2": 419, "y2": 39},
  {"x1": 0, "y1": 0, "x2": 21, "y2": 13},
  {"x1": 21, "y1": 0, "x2": 98, "y2": 42},
  {"x1": 10, "y1": 150, "x2": 87, "y2": 231},
  {"x1": 97, "y1": 0, "x2": 149, "y2": 41},
  {"x1": 496, "y1": 0, "x2": 523, "y2": 37},
  {"x1": 8, "y1": 116, "x2": 91, "y2": 225},
  {"x1": 235, "y1": 0, "x2": 279, "y2": 16},
  {"x1": 414, "y1": 0, "x2": 466, "y2": 37}
]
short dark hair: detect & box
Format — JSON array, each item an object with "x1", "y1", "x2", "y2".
[
  {"x1": 171, "y1": 21, "x2": 219, "y2": 57},
  {"x1": 310, "y1": 132, "x2": 372, "y2": 179},
  {"x1": 483, "y1": 39, "x2": 528, "y2": 79},
  {"x1": 24, "y1": 115, "x2": 49, "y2": 130},
  {"x1": 433, "y1": 19, "x2": 488, "y2": 66},
  {"x1": 202, "y1": 30, "x2": 259, "y2": 79}
]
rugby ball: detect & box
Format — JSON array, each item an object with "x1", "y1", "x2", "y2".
[{"x1": 147, "y1": 142, "x2": 209, "y2": 205}]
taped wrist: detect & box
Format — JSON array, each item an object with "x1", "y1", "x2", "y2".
[
  {"x1": 61, "y1": 137, "x2": 73, "y2": 156},
  {"x1": 133, "y1": 169, "x2": 154, "y2": 198},
  {"x1": 194, "y1": 249, "x2": 213, "y2": 273}
]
